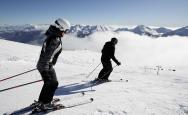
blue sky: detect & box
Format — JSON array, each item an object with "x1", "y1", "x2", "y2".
[{"x1": 0, "y1": 0, "x2": 187, "y2": 27}]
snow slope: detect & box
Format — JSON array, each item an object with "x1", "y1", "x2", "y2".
[{"x1": 0, "y1": 37, "x2": 188, "y2": 115}]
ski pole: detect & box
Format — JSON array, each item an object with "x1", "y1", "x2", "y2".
[
  {"x1": 0, "y1": 79, "x2": 42, "y2": 92},
  {"x1": 86, "y1": 62, "x2": 101, "y2": 78},
  {"x1": 0, "y1": 68, "x2": 37, "y2": 82}
]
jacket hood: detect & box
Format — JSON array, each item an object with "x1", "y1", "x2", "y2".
[{"x1": 45, "y1": 25, "x2": 62, "y2": 37}]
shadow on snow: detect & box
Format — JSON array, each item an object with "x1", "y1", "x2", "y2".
[{"x1": 55, "y1": 81, "x2": 105, "y2": 96}]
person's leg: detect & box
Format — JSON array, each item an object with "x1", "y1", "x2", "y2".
[
  {"x1": 47, "y1": 68, "x2": 58, "y2": 103},
  {"x1": 98, "y1": 59, "x2": 107, "y2": 79},
  {"x1": 98, "y1": 68, "x2": 105, "y2": 79},
  {"x1": 38, "y1": 68, "x2": 58, "y2": 104},
  {"x1": 101, "y1": 61, "x2": 112, "y2": 80}
]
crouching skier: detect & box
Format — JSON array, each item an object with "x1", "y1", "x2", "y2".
[{"x1": 32, "y1": 18, "x2": 70, "y2": 113}]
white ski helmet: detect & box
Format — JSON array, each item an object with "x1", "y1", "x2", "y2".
[{"x1": 55, "y1": 18, "x2": 71, "y2": 31}]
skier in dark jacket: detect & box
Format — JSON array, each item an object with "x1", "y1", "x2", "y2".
[
  {"x1": 35, "y1": 18, "x2": 70, "y2": 111},
  {"x1": 97, "y1": 38, "x2": 121, "y2": 81}
]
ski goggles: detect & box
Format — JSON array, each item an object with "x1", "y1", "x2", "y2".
[{"x1": 63, "y1": 29, "x2": 69, "y2": 34}]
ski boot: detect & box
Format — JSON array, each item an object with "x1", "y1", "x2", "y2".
[
  {"x1": 30, "y1": 98, "x2": 60, "y2": 108},
  {"x1": 32, "y1": 102, "x2": 63, "y2": 113}
]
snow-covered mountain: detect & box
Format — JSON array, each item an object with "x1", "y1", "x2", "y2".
[
  {"x1": 115, "y1": 27, "x2": 129, "y2": 32},
  {"x1": 162, "y1": 26, "x2": 188, "y2": 37},
  {"x1": 0, "y1": 24, "x2": 188, "y2": 46},
  {"x1": 0, "y1": 24, "x2": 49, "y2": 33},
  {"x1": 115, "y1": 25, "x2": 169, "y2": 37},
  {"x1": 154, "y1": 27, "x2": 172, "y2": 34},
  {"x1": 114, "y1": 26, "x2": 174, "y2": 37},
  {"x1": 131, "y1": 25, "x2": 159, "y2": 37},
  {"x1": 0, "y1": 24, "x2": 47, "y2": 45},
  {"x1": 69, "y1": 24, "x2": 115, "y2": 38},
  {"x1": 0, "y1": 24, "x2": 115, "y2": 44},
  {"x1": 69, "y1": 25, "x2": 176, "y2": 38}
]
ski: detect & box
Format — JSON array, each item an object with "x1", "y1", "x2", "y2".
[
  {"x1": 82, "y1": 78, "x2": 128, "y2": 83},
  {"x1": 4, "y1": 106, "x2": 31, "y2": 115},
  {"x1": 4, "y1": 92, "x2": 85, "y2": 115},
  {"x1": 83, "y1": 78, "x2": 128, "y2": 88},
  {"x1": 30, "y1": 98, "x2": 94, "y2": 115},
  {"x1": 60, "y1": 91, "x2": 85, "y2": 101},
  {"x1": 3, "y1": 98, "x2": 61, "y2": 115},
  {"x1": 109, "y1": 79, "x2": 128, "y2": 82}
]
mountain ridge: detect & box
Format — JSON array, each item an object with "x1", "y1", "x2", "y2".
[{"x1": 0, "y1": 24, "x2": 187, "y2": 45}]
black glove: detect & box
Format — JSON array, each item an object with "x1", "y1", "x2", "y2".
[{"x1": 116, "y1": 61, "x2": 121, "y2": 66}]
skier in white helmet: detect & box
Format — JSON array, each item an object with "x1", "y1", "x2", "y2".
[{"x1": 33, "y1": 18, "x2": 70, "y2": 112}]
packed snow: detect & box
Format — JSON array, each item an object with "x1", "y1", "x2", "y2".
[{"x1": 0, "y1": 31, "x2": 188, "y2": 115}]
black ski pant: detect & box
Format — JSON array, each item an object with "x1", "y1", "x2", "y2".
[
  {"x1": 38, "y1": 67, "x2": 58, "y2": 104},
  {"x1": 98, "y1": 60, "x2": 113, "y2": 80}
]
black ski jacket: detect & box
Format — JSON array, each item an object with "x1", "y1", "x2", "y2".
[
  {"x1": 37, "y1": 25, "x2": 62, "y2": 71},
  {"x1": 101, "y1": 41, "x2": 119, "y2": 64}
]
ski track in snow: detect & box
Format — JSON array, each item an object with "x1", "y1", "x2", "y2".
[{"x1": 0, "y1": 39, "x2": 188, "y2": 115}]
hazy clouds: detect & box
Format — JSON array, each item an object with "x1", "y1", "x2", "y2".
[{"x1": 62, "y1": 31, "x2": 188, "y2": 67}]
